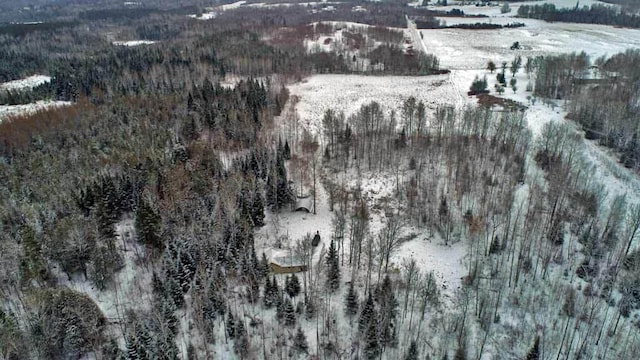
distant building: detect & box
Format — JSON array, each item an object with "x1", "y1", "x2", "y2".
[
  {"x1": 269, "y1": 254, "x2": 308, "y2": 274},
  {"x1": 294, "y1": 195, "x2": 313, "y2": 213}
]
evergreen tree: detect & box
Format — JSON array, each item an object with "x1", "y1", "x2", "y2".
[
  {"x1": 259, "y1": 253, "x2": 270, "y2": 278},
  {"x1": 363, "y1": 319, "x2": 380, "y2": 360},
  {"x1": 326, "y1": 240, "x2": 340, "y2": 292},
  {"x1": 135, "y1": 195, "x2": 162, "y2": 249},
  {"x1": 285, "y1": 274, "x2": 301, "y2": 298},
  {"x1": 234, "y1": 319, "x2": 249, "y2": 359},
  {"x1": 305, "y1": 294, "x2": 316, "y2": 319},
  {"x1": 358, "y1": 293, "x2": 376, "y2": 335},
  {"x1": 283, "y1": 297, "x2": 296, "y2": 326},
  {"x1": 405, "y1": 340, "x2": 419, "y2": 360},
  {"x1": 345, "y1": 281, "x2": 359, "y2": 317},
  {"x1": 263, "y1": 277, "x2": 275, "y2": 308},
  {"x1": 283, "y1": 140, "x2": 291, "y2": 160},
  {"x1": 525, "y1": 336, "x2": 540, "y2": 360},
  {"x1": 293, "y1": 327, "x2": 308, "y2": 354},
  {"x1": 95, "y1": 199, "x2": 116, "y2": 241},
  {"x1": 276, "y1": 157, "x2": 294, "y2": 209},
  {"x1": 226, "y1": 312, "x2": 236, "y2": 339},
  {"x1": 251, "y1": 185, "x2": 265, "y2": 227},
  {"x1": 126, "y1": 335, "x2": 139, "y2": 360},
  {"x1": 454, "y1": 342, "x2": 466, "y2": 360},
  {"x1": 161, "y1": 298, "x2": 178, "y2": 335}
]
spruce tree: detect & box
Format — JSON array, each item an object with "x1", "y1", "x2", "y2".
[
  {"x1": 285, "y1": 273, "x2": 301, "y2": 298},
  {"x1": 251, "y1": 186, "x2": 265, "y2": 227},
  {"x1": 305, "y1": 294, "x2": 316, "y2": 319},
  {"x1": 135, "y1": 195, "x2": 162, "y2": 249},
  {"x1": 405, "y1": 340, "x2": 419, "y2": 360},
  {"x1": 345, "y1": 281, "x2": 359, "y2": 317},
  {"x1": 525, "y1": 336, "x2": 540, "y2": 360},
  {"x1": 234, "y1": 319, "x2": 249, "y2": 358},
  {"x1": 293, "y1": 327, "x2": 308, "y2": 354},
  {"x1": 283, "y1": 298, "x2": 296, "y2": 326},
  {"x1": 263, "y1": 277, "x2": 274, "y2": 308},
  {"x1": 326, "y1": 240, "x2": 340, "y2": 292},
  {"x1": 126, "y1": 335, "x2": 139, "y2": 360},
  {"x1": 364, "y1": 319, "x2": 380, "y2": 360},
  {"x1": 226, "y1": 312, "x2": 236, "y2": 339},
  {"x1": 358, "y1": 293, "x2": 376, "y2": 335},
  {"x1": 283, "y1": 140, "x2": 291, "y2": 160},
  {"x1": 454, "y1": 342, "x2": 466, "y2": 360},
  {"x1": 259, "y1": 253, "x2": 270, "y2": 278}
]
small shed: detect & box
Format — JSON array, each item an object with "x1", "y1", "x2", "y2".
[
  {"x1": 294, "y1": 195, "x2": 313, "y2": 213},
  {"x1": 269, "y1": 254, "x2": 308, "y2": 274}
]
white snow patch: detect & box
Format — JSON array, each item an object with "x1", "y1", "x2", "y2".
[
  {"x1": 112, "y1": 40, "x2": 156, "y2": 46},
  {"x1": 287, "y1": 74, "x2": 471, "y2": 138},
  {"x1": 0, "y1": 75, "x2": 51, "y2": 91},
  {"x1": 0, "y1": 100, "x2": 72, "y2": 122}
]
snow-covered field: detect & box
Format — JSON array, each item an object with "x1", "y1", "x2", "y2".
[
  {"x1": 0, "y1": 100, "x2": 72, "y2": 122},
  {"x1": 284, "y1": 4, "x2": 640, "y2": 307},
  {"x1": 417, "y1": 21, "x2": 640, "y2": 70},
  {"x1": 0, "y1": 74, "x2": 51, "y2": 91},
  {"x1": 112, "y1": 40, "x2": 157, "y2": 46},
  {"x1": 428, "y1": 0, "x2": 617, "y2": 16},
  {"x1": 288, "y1": 74, "x2": 469, "y2": 138}
]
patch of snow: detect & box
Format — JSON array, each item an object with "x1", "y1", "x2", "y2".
[
  {"x1": 287, "y1": 74, "x2": 471, "y2": 138},
  {"x1": 0, "y1": 100, "x2": 72, "y2": 122},
  {"x1": 221, "y1": 0, "x2": 247, "y2": 10},
  {"x1": 112, "y1": 40, "x2": 156, "y2": 46},
  {"x1": 0, "y1": 75, "x2": 51, "y2": 91},
  {"x1": 189, "y1": 11, "x2": 217, "y2": 20}
]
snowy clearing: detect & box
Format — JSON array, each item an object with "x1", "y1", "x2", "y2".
[
  {"x1": 288, "y1": 74, "x2": 470, "y2": 138},
  {"x1": 0, "y1": 100, "x2": 72, "y2": 122},
  {"x1": 112, "y1": 40, "x2": 157, "y2": 46},
  {"x1": 0, "y1": 75, "x2": 51, "y2": 91}
]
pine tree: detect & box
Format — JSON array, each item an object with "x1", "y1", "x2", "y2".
[
  {"x1": 95, "y1": 199, "x2": 117, "y2": 240},
  {"x1": 234, "y1": 321, "x2": 249, "y2": 359},
  {"x1": 326, "y1": 240, "x2": 340, "y2": 292},
  {"x1": 259, "y1": 253, "x2": 270, "y2": 278},
  {"x1": 405, "y1": 340, "x2": 419, "y2": 360},
  {"x1": 454, "y1": 342, "x2": 466, "y2": 360},
  {"x1": 161, "y1": 298, "x2": 178, "y2": 336},
  {"x1": 263, "y1": 277, "x2": 275, "y2": 308},
  {"x1": 226, "y1": 312, "x2": 236, "y2": 339},
  {"x1": 364, "y1": 319, "x2": 380, "y2": 360},
  {"x1": 359, "y1": 293, "x2": 376, "y2": 335},
  {"x1": 305, "y1": 294, "x2": 316, "y2": 319},
  {"x1": 293, "y1": 327, "x2": 308, "y2": 354},
  {"x1": 251, "y1": 186, "x2": 265, "y2": 227},
  {"x1": 285, "y1": 274, "x2": 301, "y2": 298},
  {"x1": 345, "y1": 281, "x2": 359, "y2": 317},
  {"x1": 126, "y1": 335, "x2": 139, "y2": 360},
  {"x1": 525, "y1": 336, "x2": 540, "y2": 360},
  {"x1": 135, "y1": 195, "x2": 162, "y2": 249},
  {"x1": 283, "y1": 140, "x2": 291, "y2": 160},
  {"x1": 276, "y1": 296, "x2": 285, "y2": 322},
  {"x1": 283, "y1": 298, "x2": 296, "y2": 326}
]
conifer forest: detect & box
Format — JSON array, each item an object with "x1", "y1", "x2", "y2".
[{"x1": 2, "y1": 0, "x2": 640, "y2": 359}]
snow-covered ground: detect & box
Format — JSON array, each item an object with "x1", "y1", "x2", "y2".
[
  {"x1": 112, "y1": 40, "x2": 156, "y2": 46},
  {"x1": 0, "y1": 100, "x2": 72, "y2": 122},
  {"x1": 428, "y1": 0, "x2": 617, "y2": 17},
  {"x1": 288, "y1": 74, "x2": 469, "y2": 138},
  {"x1": 0, "y1": 75, "x2": 51, "y2": 91},
  {"x1": 417, "y1": 21, "x2": 640, "y2": 70},
  {"x1": 284, "y1": 4, "x2": 640, "y2": 308}
]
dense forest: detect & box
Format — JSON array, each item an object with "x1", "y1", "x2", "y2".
[
  {"x1": 517, "y1": 3, "x2": 640, "y2": 28},
  {"x1": 2, "y1": 0, "x2": 640, "y2": 359}
]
